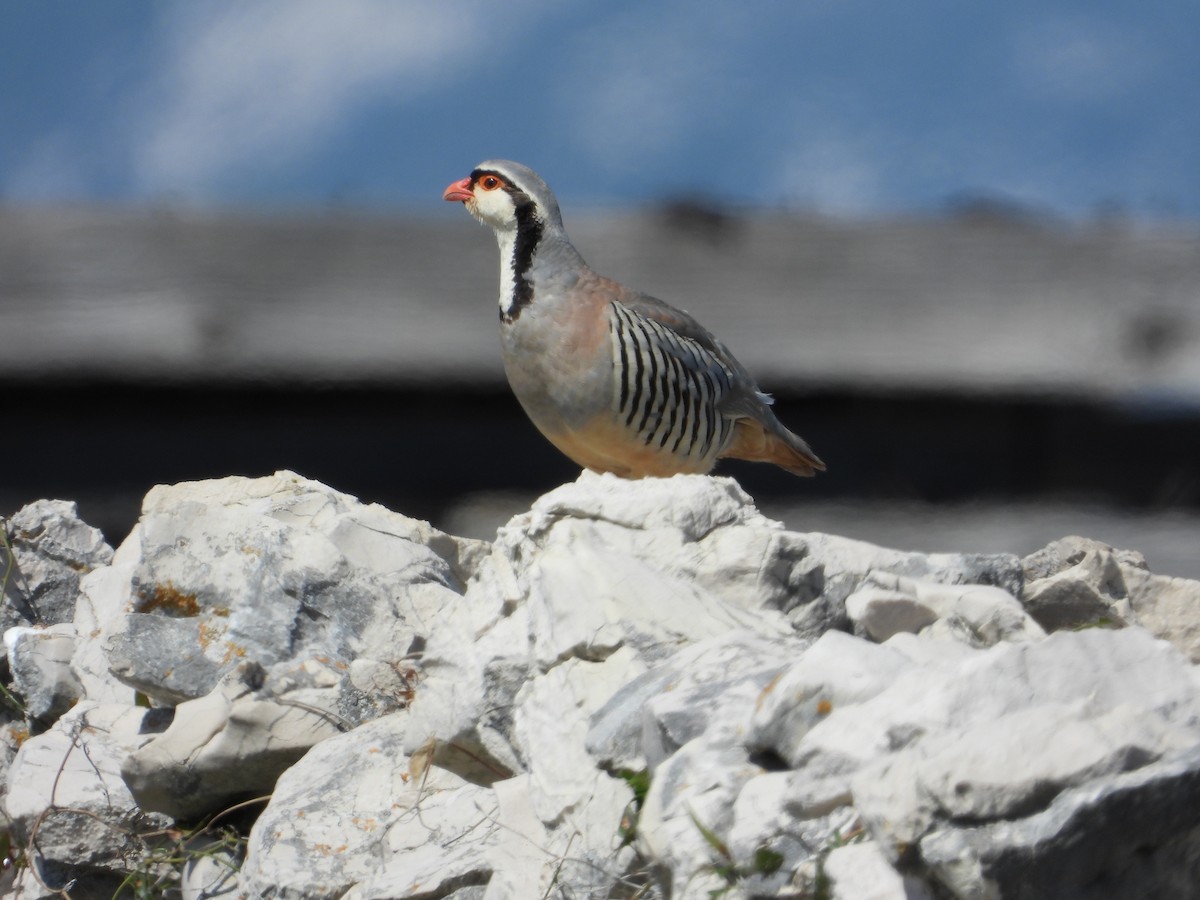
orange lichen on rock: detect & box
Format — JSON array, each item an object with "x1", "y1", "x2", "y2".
[{"x1": 136, "y1": 582, "x2": 201, "y2": 617}]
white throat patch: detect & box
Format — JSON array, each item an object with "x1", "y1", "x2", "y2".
[{"x1": 495, "y1": 226, "x2": 519, "y2": 317}]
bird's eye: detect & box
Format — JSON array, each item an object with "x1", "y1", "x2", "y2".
[{"x1": 478, "y1": 175, "x2": 505, "y2": 191}]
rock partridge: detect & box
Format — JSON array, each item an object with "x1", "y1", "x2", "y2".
[{"x1": 443, "y1": 160, "x2": 825, "y2": 479}]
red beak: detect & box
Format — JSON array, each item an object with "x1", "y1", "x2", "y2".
[{"x1": 442, "y1": 177, "x2": 473, "y2": 202}]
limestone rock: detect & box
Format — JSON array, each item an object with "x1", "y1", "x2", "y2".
[
  {"x1": 1022, "y1": 535, "x2": 1200, "y2": 661},
  {"x1": 824, "y1": 841, "x2": 933, "y2": 900},
  {"x1": 405, "y1": 473, "x2": 799, "y2": 784},
  {"x1": 101, "y1": 470, "x2": 476, "y2": 706},
  {"x1": 1122, "y1": 565, "x2": 1200, "y2": 663},
  {"x1": 3, "y1": 472, "x2": 1200, "y2": 898},
  {"x1": 787, "y1": 531, "x2": 1024, "y2": 638},
  {"x1": 845, "y1": 571, "x2": 1044, "y2": 645},
  {"x1": 4, "y1": 624, "x2": 83, "y2": 726},
  {"x1": 239, "y1": 713, "x2": 496, "y2": 899},
  {"x1": 609, "y1": 623, "x2": 1200, "y2": 897},
  {"x1": 919, "y1": 745, "x2": 1200, "y2": 899},
  {"x1": 3, "y1": 702, "x2": 170, "y2": 892},
  {"x1": 70, "y1": 556, "x2": 141, "y2": 706},
  {"x1": 1, "y1": 499, "x2": 113, "y2": 629},
  {"x1": 180, "y1": 835, "x2": 242, "y2": 900},
  {"x1": 121, "y1": 662, "x2": 345, "y2": 821}
]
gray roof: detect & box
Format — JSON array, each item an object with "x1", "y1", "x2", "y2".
[{"x1": 3, "y1": 205, "x2": 1199, "y2": 400}]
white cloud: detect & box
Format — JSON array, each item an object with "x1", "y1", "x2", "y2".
[
  {"x1": 1012, "y1": 17, "x2": 1153, "y2": 104},
  {"x1": 132, "y1": 0, "x2": 541, "y2": 193}
]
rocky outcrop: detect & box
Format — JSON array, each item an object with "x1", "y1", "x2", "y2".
[{"x1": 2, "y1": 471, "x2": 1200, "y2": 898}]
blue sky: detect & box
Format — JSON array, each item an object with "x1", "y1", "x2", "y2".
[{"x1": 3, "y1": 0, "x2": 1198, "y2": 220}]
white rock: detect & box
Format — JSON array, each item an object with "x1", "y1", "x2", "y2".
[
  {"x1": 513, "y1": 650, "x2": 644, "y2": 821},
  {"x1": 8, "y1": 472, "x2": 1200, "y2": 898},
  {"x1": 3, "y1": 702, "x2": 169, "y2": 889},
  {"x1": 406, "y1": 476, "x2": 800, "y2": 783},
  {"x1": 749, "y1": 630, "x2": 914, "y2": 770},
  {"x1": 4, "y1": 624, "x2": 83, "y2": 724},
  {"x1": 104, "y1": 470, "x2": 472, "y2": 705},
  {"x1": 843, "y1": 628, "x2": 1200, "y2": 856},
  {"x1": 180, "y1": 834, "x2": 242, "y2": 900},
  {"x1": 788, "y1": 531, "x2": 1023, "y2": 635},
  {"x1": 637, "y1": 740, "x2": 763, "y2": 900},
  {"x1": 824, "y1": 841, "x2": 932, "y2": 900},
  {"x1": 122, "y1": 662, "x2": 345, "y2": 820},
  {"x1": 1123, "y1": 565, "x2": 1200, "y2": 663},
  {"x1": 240, "y1": 713, "x2": 496, "y2": 898},
  {"x1": 521, "y1": 470, "x2": 776, "y2": 537},
  {"x1": 1021, "y1": 535, "x2": 1200, "y2": 662},
  {"x1": 71, "y1": 558, "x2": 139, "y2": 705},
  {"x1": 725, "y1": 771, "x2": 861, "y2": 896},
  {"x1": 639, "y1": 632, "x2": 801, "y2": 768},
  {"x1": 846, "y1": 571, "x2": 1044, "y2": 645}
]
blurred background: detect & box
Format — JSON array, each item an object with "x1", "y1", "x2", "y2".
[{"x1": 3, "y1": 1, "x2": 1200, "y2": 576}]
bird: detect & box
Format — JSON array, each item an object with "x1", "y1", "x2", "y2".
[{"x1": 442, "y1": 160, "x2": 825, "y2": 479}]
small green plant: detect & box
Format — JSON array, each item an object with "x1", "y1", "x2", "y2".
[
  {"x1": 1, "y1": 517, "x2": 15, "y2": 601},
  {"x1": 112, "y1": 822, "x2": 246, "y2": 899},
  {"x1": 17, "y1": 793, "x2": 263, "y2": 897},
  {"x1": 0, "y1": 826, "x2": 27, "y2": 882},
  {"x1": 616, "y1": 768, "x2": 652, "y2": 849},
  {"x1": 686, "y1": 808, "x2": 787, "y2": 898},
  {"x1": 0, "y1": 681, "x2": 29, "y2": 720}
]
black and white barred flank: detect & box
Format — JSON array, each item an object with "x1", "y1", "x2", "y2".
[{"x1": 608, "y1": 302, "x2": 736, "y2": 460}]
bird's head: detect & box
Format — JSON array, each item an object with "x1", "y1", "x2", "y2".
[{"x1": 442, "y1": 160, "x2": 563, "y2": 233}]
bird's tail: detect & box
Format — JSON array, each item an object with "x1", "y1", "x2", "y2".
[{"x1": 723, "y1": 417, "x2": 826, "y2": 477}]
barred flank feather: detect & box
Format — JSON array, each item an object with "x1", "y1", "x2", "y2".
[{"x1": 609, "y1": 302, "x2": 735, "y2": 464}]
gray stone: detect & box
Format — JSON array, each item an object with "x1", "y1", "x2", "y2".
[
  {"x1": 4, "y1": 624, "x2": 83, "y2": 725},
  {"x1": 1, "y1": 499, "x2": 113, "y2": 629},
  {"x1": 1021, "y1": 534, "x2": 1148, "y2": 581},
  {"x1": 1021, "y1": 538, "x2": 1134, "y2": 630},
  {"x1": 920, "y1": 746, "x2": 1200, "y2": 899},
  {"x1": 1022, "y1": 536, "x2": 1200, "y2": 661}
]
